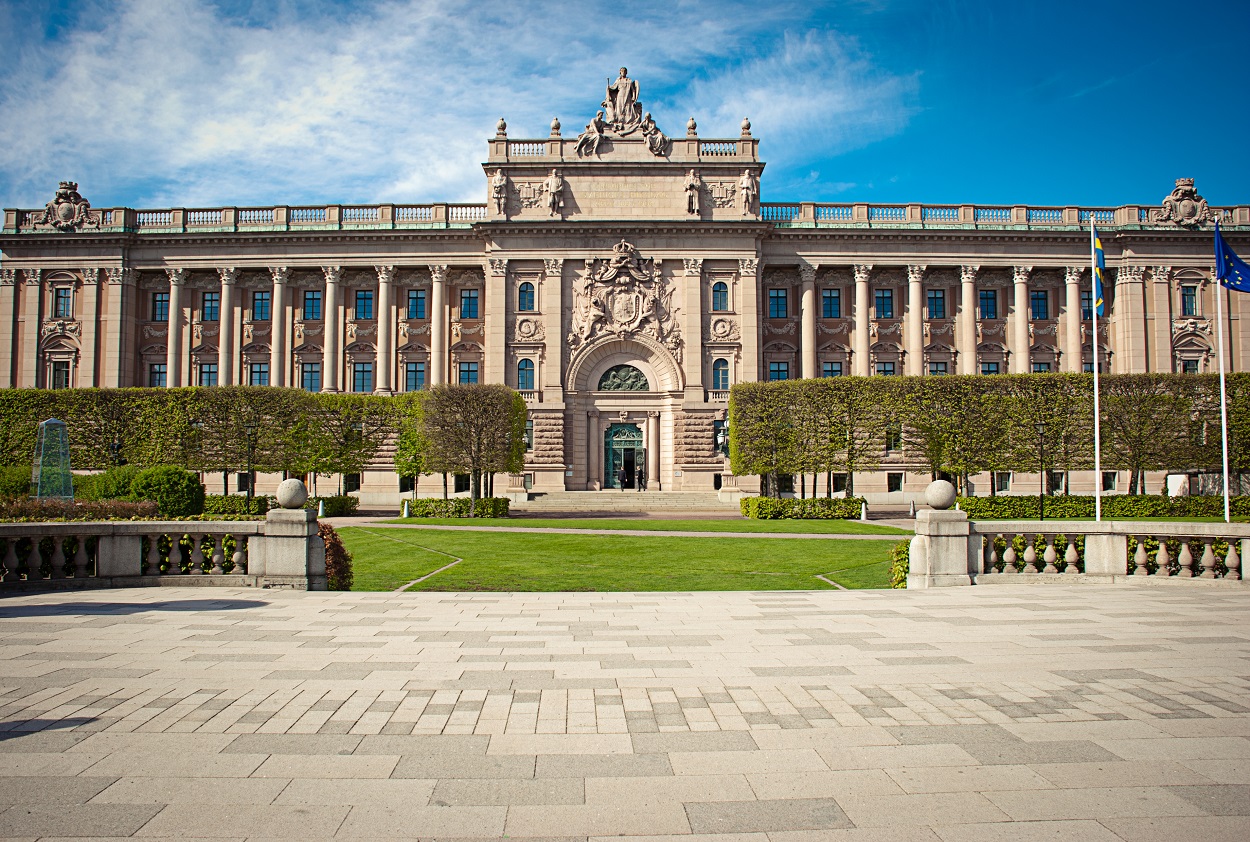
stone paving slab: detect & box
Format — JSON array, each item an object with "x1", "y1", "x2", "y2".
[{"x1": 0, "y1": 584, "x2": 1247, "y2": 839}]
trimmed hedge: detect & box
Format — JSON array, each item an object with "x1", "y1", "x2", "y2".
[
  {"x1": 0, "y1": 465, "x2": 30, "y2": 499},
  {"x1": 75, "y1": 465, "x2": 141, "y2": 502},
  {"x1": 309, "y1": 496, "x2": 358, "y2": 517},
  {"x1": 0, "y1": 498, "x2": 159, "y2": 522},
  {"x1": 204, "y1": 495, "x2": 273, "y2": 516},
  {"x1": 957, "y1": 494, "x2": 1250, "y2": 520},
  {"x1": 890, "y1": 539, "x2": 910, "y2": 588},
  {"x1": 404, "y1": 497, "x2": 510, "y2": 518},
  {"x1": 740, "y1": 496, "x2": 866, "y2": 520},
  {"x1": 129, "y1": 466, "x2": 205, "y2": 517}
]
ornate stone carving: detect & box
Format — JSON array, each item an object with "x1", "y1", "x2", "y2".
[
  {"x1": 515, "y1": 182, "x2": 546, "y2": 209},
  {"x1": 271, "y1": 266, "x2": 289, "y2": 285},
  {"x1": 429, "y1": 265, "x2": 448, "y2": 284},
  {"x1": 0, "y1": 269, "x2": 15, "y2": 286},
  {"x1": 568, "y1": 239, "x2": 681, "y2": 361},
  {"x1": 488, "y1": 258, "x2": 508, "y2": 277},
  {"x1": 739, "y1": 170, "x2": 759, "y2": 215},
  {"x1": 1120, "y1": 265, "x2": 1145, "y2": 284},
  {"x1": 1152, "y1": 266, "x2": 1172, "y2": 285},
  {"x1": 684, "y1": 170, "x2": 703, "y2": 215},
  {"x1": 323, "y1": 266, "x2": 342, "y2": 284},
  {"x1": 598, "y1": 364, "x2": 649, "y2": 391},
  {"x1": 105, "y1": 268, "x2": 133, "y2": 286},
  {"x1": 142, "y1": 325, "x2": 168, "y2": 339},
  {"x1": 543, "y1": 258, "x2": 564, "y2": 278},
  {"x1": 1029, "y1": 322, "x2": 1059, "y2": 340},
  {"x1": 397, "y1": 320, "x2": 430, "y2": 339},
  {"x1": 765, "y1": 321, "x2": 797, "y2": 336},
  {"x1": 30, "y1": 182, "x2": 102, "y2": 232},
  {"x1": 81, "y1": 268, "x2": 101, "y2": 285},
  {"x1": 907, "y1": 265, "x2": 926, "y2": 284},
  {"x1": 575, "y1": 111, "x2": 608, "y2": 157},
  {"x1": 1064, "y1": 266, "x2": 1083, "y2": 285},
  {"x1": 924, "y1": 321, "x2": 955, "y2": 343},
  {"x1": 344, "y1": 321, "x2": 376, "y2": 342},
  {"x1": 799, "y1": 265, "x2": 817, "y2": 285},
  {"x1": 1173, "y1": 318, "x2": 1212, "y2": 336},
  {"x1": 490, "y1": 169, "x2": 507, "y2": 214},
  {"x1": 375, "y1": 266, "x2": 394, "y2": 284},
  {"x1": 817, "y1": 321, "x2": 849, "y2": 336},
  {"x1": 697, "y1": 182, "x2": 730, "y2": 208},
  {"x1": 40, "y1": 319, "x2": 81, "y2": 339},
  {"x1": 683, "y1": 258, "x2": 703, "y2": 275},
  {"x1": 640, "y1": 112, "x2": 669, "y2": 156},
  {"x1": 1012, "y1": 266, "x2": 1032, "y2": 285},
  {"x1": 514, "y1": 317, "x2": 546, "y2": 342},
  {"x1": 544, "y1": 169, "x2": 564, "y2": 216},
  {"x1": 854, "y1": 264, "x2": 873, "y2": 284},
  {"x1": 738, "y1": 258, "x2": 758, "y2": 277},
  {"x1": 1154, "y1": 178, "x2": 1212, "y2": 226},
  {"x1": 707, "y1": 317, "x2": 740, "y2": 342},
  {"x1": 960, "y1": 265, "x2": 979, "y2": 284},
  {"x1": 603, "y1": 67, "x2": 642, "y2": 135},
  {"x1": 165, "y1": 268, "x2": 187, "y2": 286},
  {"x1": 451, "y1": 321, "x2": 484, "y2": 345}
]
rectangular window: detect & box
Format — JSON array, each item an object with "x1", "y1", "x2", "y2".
[
  {"x1": 1031, "y1": 362, "x2": 1052, "y2": 373},
  {"x1": 832, "y1": 474, "x2": 847, "y2": 493},
  {"x1": 887, "y1": 472, "x2": 903, "y2": 493},
  {"x1": 202, "y1": 291, "x2": 220, "y2": 322},
  {"x1": 303, "y1": 290, "x2": 322, "y2": 320},
  {"x1": 995, "y1": 471, "x2": 1011, "y2": 493},
  {"x1": 1047, "y1": 470, "x2": 1065, "y2": 495},
  {"x1": 249, "y1": 362, "x2": 269, "y2": 386},
  {"x1": 1102, "y1": 471, "x2": 1117, "y2": 492},
  {"x1": 252, "y1": 290, "x2": 271, "y2": 321},
  {"x1": 198, "y1": 363, "x2": 218, "y2": 387},
  {"x1": 301, "y1": 362, "x2": 321, "y2": 392},
  {"x1": 874, "y1": 288, "x2": 894, "y2": 319},
  {"x1": 768, "y1": 288, "x2": 788, "y2": 319},
  {"x1": 1181, "y1": 285, "x2": 1198, "y2": 317},
  {"x1": 353, "y1": 362, "x2": 374, "y2": 393},
  {"x1": 525, "y1": 420, "x2": 535, "y2": 451},
  {"x1": 1029, "y1": 289, "x2": 1049, "y2": 320},
  {"x1": 978, "y1": 289, "x2": 997, "y2": 320},
  {"x1": 148, "y1": 363, "x2": 167, "y2": 387},
  {"x1": 236, "y1": 471, "x2": 251, "y2": 493},
  {"x1": 454, "y1": 473, "x2": 470, "y2": 493},
  {"x1": 767, "y1": 361, "x2": 789, "y2": 381},
  {"x1": 821, "y1": 288, "x2": 841, "y2": 318},
  {"x1": 53, "y1": 288, "x2": 73, "y2": 318},
  {"x1": 886, "y1": 425, "x2": 902, "y2": 451},
  {"x1": 458, "y1": 361, "x2": 479, "y2": 384},
  {"x1": 399, "y1": 475, "x2": 415, "y2": 494},
  {"x1": 875, "y1": 361, "x2": 896, "y2": 376},
  {"x1": 981, "y1": 362, "x2": 1000, "y2": 376},
  {"x1": 1181, "y1": 359, "x2": 1199, "y2": 374},
  {"x1": 1081, "y1": 290, "x2": 1094, "y2": 321},
  {"x1": 345, "y1": 473, "x2": 361, "y2": 493},
  {"x1": 460, "y1": 288, "x2": 479, "y2": 319},
  {"x1": 151, "y1": 292, "x2": 170, "y2": 323},
  {"x1": 407, "y1": 289, "x2": 427, "y2": 320},
  {"x1": 51, "y1": 361, "x2": 70, "y2": 389},
  {"x1": 405, "y1": 361, "x2": 426, "y2": 391},
  {"x1": 355, "y1": 289, "x2": 374, "y2": 320},
  {"x1": 821, "y1": 361, "x2": 843, "y2": 377},
  {"x1": 1083, "y1": 362, "x2": 1095, "y2": 373},
  {"x1": 926, "y1": 288, "x2": 946, "y2": 319},
  {"x1": 928, "y1": 361, "x2": 948, "y2": 376}
]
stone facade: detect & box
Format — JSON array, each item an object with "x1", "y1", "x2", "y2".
[{"x1": 3, "y1": 73, "x2": 1249, "y2": 504}]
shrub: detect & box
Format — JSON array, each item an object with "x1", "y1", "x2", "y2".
[
  {"x1": 319, "y1": 522, "x2": 354, "y2": 590},
  {"x1": 740, "y1": 496, "x2": 865, "y2": 520},
  {"x1": 889, "y1": 539, "x2": 910, "y2": 588},
  {"x1": 0, "y1": 498, "x2": 158, "y2": 522},
  {"x1": 404, "y1": 497, "x2": 510, "y2": 518},
  {"x1": 308, "y1": 495, "x2": 358, "y2": 517},
  {"x1": 957, "y1": 494, "x2": 1250, "y2": 520},
  {"x1": 129, "y1": 466, "x2": 206, "y2": 517},
  {"x1": 75, "y1": 465, "x2": 141, "y2": 501},
  {"x1": 0, "y1": 465, "x2": 31, "y2": 499},
  {"x1": 204, "y1": 494, "x2": 272, "y2": 516}
]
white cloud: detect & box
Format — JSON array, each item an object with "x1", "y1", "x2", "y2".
[{"x1": 0, "y1": 0, "x2": 917, "y2": 209}]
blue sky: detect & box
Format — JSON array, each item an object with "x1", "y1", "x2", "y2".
[{"x1": 1, "y1": 0, "x2": 1247, "y2": 210}]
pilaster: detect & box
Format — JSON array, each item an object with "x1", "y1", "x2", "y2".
[
  {"x1": 218, "y1": 268, "x2": 237, "y2": 385},
  {"x1": 1115, "y1": 266, "x2": 1147, "y2": 374},
  {"x1": 853, "y1": 264, "x2": 872, "y2": 376},
  {"x1": 79, "y1": 269, "x2": 101, "y2": 387},
  {"x1": 684, "y1": 258, "x2": 704, "y2": 397},
  {"x1": 166, "y1": 268, "x2": 186, "y2": 387},
  {"x1": 484, "y1": 259, "x2": 507, "y2": 385},
  {"x1": 541, "y1": 258, "x2": 563, "y2": 398},
  {"x1": 1149, "y1": 266, "x2": 1172, "y2": 373},
  {"x1": 270, "y1": 266, "x2": 289, "y2": 387},
  {"x1": 0, "y1": 269, "x2": 16, "y2": 387},
  {"x1": 19, "y1": 269, "x2": 42, "y2": 388},
  {"x1": 799, "y1": 263, "x2": 817, "y2": 379},
  {"x1": 738, "y1": 258, "x2": 759, "y2": 381}
]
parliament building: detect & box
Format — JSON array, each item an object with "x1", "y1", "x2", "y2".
[{"x1": 2, "y1": 70, "x2": 1247, "y2": 504}]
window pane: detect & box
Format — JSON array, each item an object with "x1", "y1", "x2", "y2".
[
  {"x1": 53, "y1": 288, "x2": 73, "y2": 318},
  {"x1": 460, "y1": 289, "x2": 479, "y2": 319},
  {"x1": 249, "y1": 362, "x2": 269, "y2": 386},
  {"x1": 1181, "y1": 286, "x2": 1197, "y2": 317},
  {"x1": 353, "y1": 362, "x2": 373, "y2": 392},
  {"x1": 198, "y1": 363, "x2": 218, "y2": 387},
  {"x1": 517, "y1": 359, "x2": 535, "y2": 391},
  {"x1": 712, "y1": 358, "x2": 729, "y2": 389},
  {"x1": 458, "y1": 362, "x2": 479, "y2": 384},
  {"x1": 1182, "y1": 359, "x2": 1199, "y2": 374},
  {"x1": 821, "y1": 361, "x2": 842, "y2": 377},
  {"x1": 875, "y1": 361, "x2": 896, "y2": 376},
  {"x1": 202, "y1": 292, "x2": 220, "y2": 322},
  {"x1": 405, "y1": 361, "x2": 426, "y2": 391},
  {"x1": 978, "y1": 289, "x2": 997, "y2": 320},
  {"x1": 1029, "y1": 290, "x2": 1048, "y2": 320},
  {"x1": 926, "y1": 289, "x2": 945, "y2": 319},
  {"x1": 517, "y1": 283, "x2": 535, "y2": 312},
  {"x1": 1031, "y1": 362, "x2": 1052, "y2": 373},
  {"x1": 51, "y1": 361, "x2": 70, "y2": 389},
  {"x1": 355, "y1": 290, "x2": 374, "y2": 320},
  {"x1": 928, "y1": 361, "x2": 948, "y2": 375},
  {"x1": 768, "y1": 289, "x2": 787, "y2": 319},
  {"x1": 874, "y1": 289, "x2": 893, "y2": 319},
  {"x1": 712, "y1": 282, "x2": 728, "y2": 312},
  {"x1": 1082, "y1": 362, "x2": 1094, "y2": 373},
  {"x1": 525, "y1": 420, "x2": 534, "y2": 450},
  {"x1": 1081, "y1": 290, "x2": 1093, "y2": 320},
  {"x1": 767, "y1": 361, "x2": 789, "y2": 381},
  {"x1": 407, "y1": 289, "x2": 426, "y2": 320},
  {"x1": 887, "y1": 472, "x2": 903, "y2": 492},
  {"x1": 302, "y1": 362, "x2": 321, "y2": 392},
  {"x1": 149, "y1": 363, "x2": 167, "y2": 387},
  {"x1": 304, "y1": 290, "x2": 322, "y2": 320},
  {"x1": 981, "y1": 362, "x2": 1000, "y2": 375},
  {"x1": 152, "y1": 293, "x2": 170, "y2": 322},
  {"x1": 822, "y1": 288, "x2": 841, "y2": 318},
  {"x1": 253, "y1": 291, "x2": 271, "y2": 321}
]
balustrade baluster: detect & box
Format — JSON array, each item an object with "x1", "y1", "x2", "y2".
[
  {"x1": 1, "y1": 539, "x2": 17, "y2": 582},
  {"x1": 1022, "y1": 534, "x2": 1039, "y2": 574},
  {"x1": 146, "y1": 532, "x2": 163, "y2": 575},
  {"x1": 1153, "y1": 539, "x2": 1170, "y2": 576},
  {"x1": 1227, "y1": 541, "x2": 1242, "y2": 581},
  {"x1": 1177, "y1": 541, "x2": 1194, "y2": 578},
  {"x1": 70, "y1": 536, "x2": 88, "y2": 578},
  {"x1": 1199, "y1": 540, "x2": 1217, "y2": 579},
  {"x1": 1002, "y1": 537, "x2": 1018, "y2": 574},
  {"x1": 188, "y1": 533, "x2": 205, "y2": 575},
  {"x1": 986, "y1": 535, "x2": 999, "y2": 574},
  {"x1": 1064, "y1": 536, "x2": 1080, "y2": 574},
  {"x1": 1133, "y1": 537, "x2": 1149, "y2": 575},
  {"x1": 233, "y1": 536, "x2": 249, "y2": 575},
  {"x1": 48, "y1": 537, "x2": 66, "y2": 579},
  {"x1": 209, "y1": 535, "x2": 225, "y2": 575},
  {"x1": 1042, "y1": 534, "x2": 1058, "y2": 574}
]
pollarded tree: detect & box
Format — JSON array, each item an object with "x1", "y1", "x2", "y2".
[
  {"x1": 392, "y1": 392, "x2": 429, "y2": 499},
  {"x1": 301, "y1": 393, "x2": 398, "y2": 495},
  {"x1": 1099, "y1": 374, "x2": 1204, "y2": 494},
  {"x1": 419, "y1": 384, "x2": 527, "y2": 515},
  {"x1": 901, "y1": 375, "x2": 1011, "y2": 495},
  {"x1": 728, "y1": 381, "x2": 802, "y2": 497}
]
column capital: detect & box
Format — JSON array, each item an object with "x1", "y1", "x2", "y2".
[
  {"x1": 1151, "y1": 266, "x2": 1172, "y2": 284},
  {"x1": 960, "y1": 265, "x2": 979, "y2": 284},
  {"x1": 1012, "y1": 265, "x2": 1032, "y2": 285},
  {"x1": 270, "y1": 266, "x2": 289, "y2": 285},
  {"x1": 542, "y1": 258, "x2": 563, "y2": 278},
  {"x1": 165, "y1": 267, "x2": 186, "y2": 286},
  {"x1": 81, "y1": 268, "x2": 101, "y2": 285},
  {"x1": 684, "y1": 258, "x2": 703, "y2": 276},
  {"x1": 1119, "y1": 265, "x2": 1145, "y2": 284},
  {"x1": 737, "y1": 258, "x2": 757, "y2": 277},
  {"x1": 853, "y1": 264, "x2": 873, "y2": 283},
  {"x1": 429, "y1": 264, "x2": 448, "y2": 284},
  {"x1": 0, "y1": 269, "x2": 15, "y2": 286},
  {"x1": 588, "y1": 409, "x2": 599, "y2": 418},
  {"x1": 488, "y1": 258, "x2": 508, "y2": 277},
  {"x1": 799, "y1": 264, "x2": 817, "y2": 285},
  {"x1": 218, "y1": 267, "x2": 238, "y2": 285},
  {"x1": 322, "y1": 266, "x2": 342, "y2": 284},
  {"x1": 1064, "y1": 266, "x2": 1083, "y2": 285},
  {"x1": 907, "y1": 265, "x2": 926, "y2": 284},
  {"x1": 648, "y1": 410, "x2": 660, "y2": 418},
  {"x1": 105, "y1": 268, "x2": 133, "y2": 286},
  {"x1": 375, "y1": 265, "x2": 395, "y2": 284}
]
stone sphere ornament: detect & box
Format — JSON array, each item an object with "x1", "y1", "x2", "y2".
[
  {"x1": 276, "y1": 478, "x2": 309, "y2": 509},
  {"x1": 924, "y1": 480, "x2": 957, "y2": 510}
]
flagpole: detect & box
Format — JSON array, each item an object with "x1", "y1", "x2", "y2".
[
  {"x1": 1090, "y1": 220, "x2": 1103, "y2": 522},
  {"x1": 1216, "y1": 217, "x2": 1231, "y2": 523}
]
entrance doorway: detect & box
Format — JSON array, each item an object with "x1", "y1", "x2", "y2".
[{"x1": 604, "y1": 423, "x2": 644, "y2": 489}]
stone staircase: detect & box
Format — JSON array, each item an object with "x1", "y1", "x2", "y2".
[{"x1": 512, "y1": 491, "x2": 739, "y2": 514}]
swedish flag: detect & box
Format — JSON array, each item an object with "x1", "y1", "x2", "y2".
[
  {"x1": 1092, "y1": 226, "x2": 1107, "y2": 316},
  {"x1": 1216, "y1": 222, "x2": 1250, "y2": 292}
]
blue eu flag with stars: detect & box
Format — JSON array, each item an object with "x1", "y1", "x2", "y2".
[{"x1": 1216, "y1": 222, "x2": 1250, "y2": 292}]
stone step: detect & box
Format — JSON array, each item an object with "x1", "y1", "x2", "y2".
[{"x1": 513, "y1": 491, "x2": 739, "y2": 513}]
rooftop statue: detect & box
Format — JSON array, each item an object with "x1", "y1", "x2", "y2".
[{"x1": 604, "y1": 67, "x2": 642, "y2": 135}]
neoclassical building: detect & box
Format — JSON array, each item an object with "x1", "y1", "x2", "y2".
[{"x1": 2, "y1": 70, "x2": 1247, "y2": 502}]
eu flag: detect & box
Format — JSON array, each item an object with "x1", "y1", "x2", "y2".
[
  {"x1": 1215, "y1": 222, "x2": 1250, "y2": 293},
  {"x1": 1092, "y1": 226, "x2": 1107, "y2": 316}
]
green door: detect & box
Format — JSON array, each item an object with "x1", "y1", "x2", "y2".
[{"x1": 604, "y1": 423, "x2": 643, "y2": 488}]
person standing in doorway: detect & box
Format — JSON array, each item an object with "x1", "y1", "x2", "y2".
[{"x1": 617, "y1": 466, "x2": 627, "y2": 491}]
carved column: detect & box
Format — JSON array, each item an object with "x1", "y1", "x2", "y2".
[
  {"x1": 647, "y1": 411, "x2": 661, "y2": 491},
  {"x1": 79, "y1": 269, "x2": 101, "y2": 387},
  {"x1": 430, "y1": 265, "x2": 448, "y2": 385},
  {"x1": 799, "y1": 264, "x2": 817, "y2": 379},
  {"x1": 958, "y1": 265, "x2": 978, "y2": 375},
  {"x1": 853, "y1": 264, "x2": 872, "y2": 376},
  {"x1": 684, "y1": 259, "x2": 704, "y2": 396},
  {"x1": 905, "y1": 265, "x2": 925, "y2": 376},
  {"x1": 1011, "y1": 266, "x2": 1031, "y2": 374},
  {"x1": 1150, "y1": 266, "x2": 1172, "y2": 373},
  {"x1": 375, "y1": 266, "x2": 394, "y2": 393},
  {"x1": 269, "y1": 267, "x2": 289, "y2": 387},
  {"x1": 0, "y1": 270, "x2": 15, "y2": 388},
  {"x1": 218, "y1": 268, "x2": 237, "y2": 385},
  {"x1": 587, "y1": 409, "x2": 601, "y2": 490},
  {"x1": 738, "y1": 258, "x2": 760, "y2": 381},
  {"x1": 322, "y1": 267, "x2": 341, "y2": 391},
  {"x1": 103, "y1": 269, "x2": 133, "y2": 387},
  {"x1": 484, "y1": 259, "x2": 506, "y2": 384},
  {"x1": 1063, "y1": 266, "x2": 1083, "y2": 372},
  {"x1": 166, "y1": 268, "x2": 186, "y2": 387},
  {"x1": 1114, "y1": 266, "x2": 1147, "y2": 374}
]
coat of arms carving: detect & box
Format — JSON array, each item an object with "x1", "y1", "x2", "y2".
[
  {"x1": 569, "y1": 240, "x2": 682, "y2": 360},
  {"x1": 1154, "y1": 178, "x2": 1213, "y2": 226},
  {"x1": 31, "y1": 181, "x2": 102, "y2": 232}
]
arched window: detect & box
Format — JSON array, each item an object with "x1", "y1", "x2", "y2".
[
  {"x1": 711, "y1": 281, "x2": 729, "y2": 312},
  {"x1": 517, "y1": 282, "x2": 535, "y2": 312},
  {"x1": 712, "y1": 358, "x2": 729, "y2": 390},
  {"x1": 517, "y1": 358, "x2": 535, "y2": 391}
]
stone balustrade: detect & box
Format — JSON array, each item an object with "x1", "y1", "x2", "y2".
[{"x1": 760, "y1": 202, "x2": 1250, "y2": 230}]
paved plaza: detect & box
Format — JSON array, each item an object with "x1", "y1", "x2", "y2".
[{"x1": 0, "y1": 583, "x2": 1248, "y2": 840}]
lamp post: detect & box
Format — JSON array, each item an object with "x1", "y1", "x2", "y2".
[
  {"x1": 243, "y1": 421, "x2": 259, "y2": 507},
  {"x1": 1035, "y1": 421, "x2": 1046, "y2": 520}
]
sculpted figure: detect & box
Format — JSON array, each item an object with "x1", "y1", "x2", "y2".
[
  {"x1": 575, "y1": 110, "x2": 607, "y2": 157},
  {"x1": 489, "y1": 169, "x2": 507, "y2": 214},
  {"x1": 544, "y1": 168, "x2": 564, "y2": 216},
  {"x1": 739, "y1": 169, "x2": 759, "y2": 215},
  {"x1": 640, "y1": 112, "x2": 668, "y2": 156},
  {"x1": 603, "y1": 67, "x2": 642, "y2": 134},
  {"x1": 684, "y1": 169, "x2": 703, "y2": 215}
]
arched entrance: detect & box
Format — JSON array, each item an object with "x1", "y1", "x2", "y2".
[{"x1": 604, "y1": 423, "x2": 644, "y2": 488}]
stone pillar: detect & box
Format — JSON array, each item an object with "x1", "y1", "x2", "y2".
[
  {"x1": 738, "y1": 258, "x2": 760, "y2": 381},
  {"x1": 269, "y1": 266, "x2": 288, "y2": 387},
  {"x1": 853, "y1": 264, "x2": 872, "y2": 376},
  {"x1": 1011, "y1": 265, "x2": 1031, "y2": 374},
  {"x1": 958, "y1": 265, "x2": 978, "y2": 374},
  {"x1": 587, "y1": 409, "x2": 600, "y2": 490},
  {"x1": 248, "y1": 500, "x2": 327, "y2": 590},
  {"x1": 218, "y1": 268, "x2": 237, "y2": 385},
  {"x1": 483, "y1": 259, "x2": 506, "y2": 384},
  {"x1": 1150, "y1": 266, "x2": 1172, "y2": 373},
  {"x1": 103, "y1": 269, "x2": 131, "y2": 387},
  {"x1": 647, "y1": 411, "x2": 661, "y2": 491},
  {"x1": 166, "y1": 268, "x2": 185, "y2": 387},
  {"x1": 1063, "y1": 266, "x2": 1083, "y2": 372},
  {"x1": 19, "y1": 270, "x2": 43, "y2": 387},
  {"x1": 79, "y1": 269, "x2": 101, "y2": 387},
  {"x1": 430, "y1": 264, "x2": 448, "y2": 386},
  {"x1": 799, "y1": 264, "x2": 817, "y2": 379},
  {"x1": 322, "y1": 267, "x2": 341, "y2": 391},
  {"x1": 375, "y1": 265, "x2": 394, "y2": 393},
  {"x1": 684, "y1": 259, "x2": 704, "y2": 397},
  {"x1": 541, "y1": 259, "x2": 563, "y2": 397},
  {"x1": 906, "y1": 508, "x2": 975, "y2": 588},
  {"x1": 1114, "y1": 266, "x2": 1147, "y2": 374},
  {"x1": 905, "y1": 265, "x2": 925, "y2": 376},
  {"x1": 0, "y1": 270, "x2": 15, "y2": 387}
]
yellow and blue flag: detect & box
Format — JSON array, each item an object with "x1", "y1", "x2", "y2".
[
  {"x1": 1215, "y1": 222, "x2": 1250, "y2": 292},
  {"x1": 1092, "y1": 226, "x2": 1106, "y2": 316}
]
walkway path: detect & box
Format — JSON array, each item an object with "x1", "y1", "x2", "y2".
[{"x1": 1, "y1": 584, "x2": 1247, "y2": 839}]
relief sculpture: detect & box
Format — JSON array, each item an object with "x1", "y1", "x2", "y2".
[{"x1": 568, "y1": 239, "x2": 682, "y2": 361}]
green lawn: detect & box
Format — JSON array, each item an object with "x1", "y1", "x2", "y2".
[
  {"x1": 338, "y1": 526, "x2": 899, "y2": 592},
  {"x1": 380, "y1": 516, "x2": 908, "y2": 536}
]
